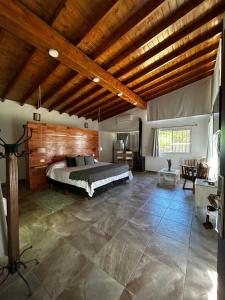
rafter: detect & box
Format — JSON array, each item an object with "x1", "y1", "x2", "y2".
[
  {"x1": 115, "y1": 1, "x2": 225, "y2": 79},
  {"x1": 44, "y1": 0, "x2": 204, "y2": 113},
  {"x1": 144, "y1": 70, "x2": 214, "y2": 102},
  {"x1": 139, "y1": 56, "x2": 216, "y2": 97},
  {"x1": 0, "y1": 1, "x2": 146, "y2": 109},
  {"x1": 21, "y1": 1, "x2": 119, "y2": 107},
  {"x1": 105, "y1": 0, "x2": 205, "y2": 70},
  {"x1": 93, "y1": 102, "x2": 131, "y2": 120},
  {"x1": 1, "y1": 0, "x2": 67, "y2": 102},
  {"x1": 124, "y1": 24, "x2": 222, "y2": 85},
  {"x1": 98, "y1": 104, "x2": 133, "y2": 122},
  {"x1": 82, "y1": 97, "x2": 120, "y2": 119},
  {"x1": 99, "y1": 104, "x2": 135, "y2": 122},
  {"x1": 64, "y1": 27, "x2": 221, "y2": 116},
  {"x1": 75, "y1": 42, "x2": 219, "y2": 118},
  {"x1": 142, "y1": 64, "x2": 215, "y2": 100}
]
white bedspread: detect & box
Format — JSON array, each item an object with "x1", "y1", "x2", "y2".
[{"x1": 46, "y1": 162, "x2": 133, "y2": 197}]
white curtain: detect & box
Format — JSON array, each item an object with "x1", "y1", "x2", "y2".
[
  {"x1": 151, "y1": 128, "x2": 159, "y2": 157},
  {"x1": 0, "y1": 182, "x2": 7, "y2": 256}
]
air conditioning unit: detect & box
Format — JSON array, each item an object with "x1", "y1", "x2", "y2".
[{"x1": 116, "y1": 114, "x2": 134, "y2": 123}]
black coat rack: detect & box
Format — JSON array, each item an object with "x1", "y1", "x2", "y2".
[{"x1": 0, "y1": 125, "x2": 38, "y2": 297}]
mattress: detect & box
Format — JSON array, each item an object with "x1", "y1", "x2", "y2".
[{"x1": 46, "y1": 162, "x2": 133, "y2": 197}]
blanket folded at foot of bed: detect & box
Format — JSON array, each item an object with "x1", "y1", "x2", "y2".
[{"x1": 69, "y1": 163, "x2": 129, "y2": 185}]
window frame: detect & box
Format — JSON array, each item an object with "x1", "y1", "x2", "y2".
[{"x1": 158, "y1": 128, "x2": 192, "y2": 155}]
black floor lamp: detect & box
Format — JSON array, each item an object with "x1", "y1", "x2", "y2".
[{"x1": 0, "y1": 125, "x2": 39, "y2": 297}]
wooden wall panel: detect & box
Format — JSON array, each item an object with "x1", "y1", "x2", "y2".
[{"x1": 27, "y1": 121, "x2": 99, "y2": 191}]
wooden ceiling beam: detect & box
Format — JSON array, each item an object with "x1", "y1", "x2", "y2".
[
  {"x1": 75, "y1": 93, "x2": 115, "y2": 117},
  {"x1": 132, "y1": 42, "x2": 219, "y2": 92},
  {"x1": 47, "y1": 78, "x2": 90, "y2": 110},
  {"x1": 65, "y1": 89, "x2": 110, "y2": 115},
  {"x1": 47, "y1": 0, "x2": 204, "y2": 113},
  {"x1": 105, "y1": 0, "x2": 205, "y2": 70},
  {"x1": 92, "y1": 102, "x2": 130, "y2": 121},
  {"x1": 1, "y1": 0, "x2": 67, "y2": 102},
  {"x1": 42, "y1": 0, "x2": 163, "y2": 110},
  {"x1": 83, "y1": 97, "x2": 120, "y2": 119},
  {"x1": 75, "y1": 43, "x2": 218, "y2": 117},
  {"x1": 99, "y1": 104, "x2": 134, "y2": 122},
  {"x1": 91, "y1": 0, "x2": 165, "y2": 59},
  {"x1": 55, "y1": 84, "x2": 102, "y2": 113},
  {"x1": 142, "y1": 63, "x2": 215, "y2": 100},
  {"x1": 139, "y1": 56, "x2": 216, "y2": 97},
  {"x1": 24, "y1": 1, "x2": 119, "y2": 108},
  {"x1": 115, "y1": 2, "x2": 225, "y2": 79},
  {"x1": 146, "y1": 70, "x2": 214, "y2": 102},
  {"x1": 0, "y1": 1, "x2": 146, "y2": 109},
  {"x1": 61, "y1": 25, "x2": 221, "y2": 116},
  {"x1": 124, "y1": 24, "x2": 222, "y2": 85}
]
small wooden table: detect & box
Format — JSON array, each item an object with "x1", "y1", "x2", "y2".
[{"x1": 158, "y1": 168, "x2": 180, "y2": 186}]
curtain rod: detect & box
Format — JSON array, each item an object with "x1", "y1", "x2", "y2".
[{"x1": 152, "y1": 124, "x2": 198, "y2": 129}]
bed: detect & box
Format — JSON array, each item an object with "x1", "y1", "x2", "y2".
[{"x1": 46, "y1": 161, "x2": 133, "y2": 197}]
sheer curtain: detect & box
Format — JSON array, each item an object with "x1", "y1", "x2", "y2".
[{"x1": 151, "y1": 128, "x2": 159, "y2": 157}]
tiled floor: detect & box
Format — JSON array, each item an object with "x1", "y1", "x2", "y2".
[{"x1": 0, "y1": 173, "x2": 217, "y2": 300}]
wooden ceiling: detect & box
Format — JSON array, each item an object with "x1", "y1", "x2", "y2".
[{"x1": 0, "y1": 0, "x2": 224, "y2": 121}]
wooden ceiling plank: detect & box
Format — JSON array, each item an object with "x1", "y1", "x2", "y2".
[
  {"x1": 143, "y1": 64, "x2": 215, "y2": 100},
  {"x1": 98, "y1": 104, "x2": 134, "y2": 121},
  {"x1": 46, "y1": 78, "x2": 89, "y2": 110},
  {"x1": 76, "y1": 94, "x2": 117, "y2": 117},
  {"x1": 124, "y1": 24, "x2": 222, "y2": 85},
  {"x1": 22, "y1": 0, "x2": 119, "y2": 107},
  {"x1": 82, "y1": 97, "x2": 120, "y2": 118},
  {"x1": 53, "y1": 84, "x2": 102, "y2": 113},
  {"x1": 139, "y1": 56, "x2": 216, "y2": 97},
  {"x1": 146, "y1": 70, "x2": 214, "y2": 101},
  {"x1": 132, "y1": 42, "x2": 219, "y2": 91},
  {"x1": 0, "y1": 1, "x2": 146, "y2": 109},
  {"x1": 104, "y1": 0, "x2": 205, "y2": 70},
  {"x1": 91, "y1": 0, "x2": 165, "y2": 58},
  {"x1": 76, "y1": 43, "x2": 218, "y2": 117},
  {"x1": 65, "y1": 89, "x2": 109, "y2": 115},
  {"x1": 92, "y1": 102, "x2": 130, "y2": 120},
  {"x1": 61, "y1": 24, "x2": 221, "y2": 116},
  {"x1": 87, "y1": 63, "x2": 215, "y2": 120},
  {"x1": 115, "y1": 2, "x2": 225, "y2": 79},
  {"x1": 2, "y1": 0, "x2": 67, "y2": 103},
  {"x1": 47, "y1": 0, "x2": 204, "y2": 113}
]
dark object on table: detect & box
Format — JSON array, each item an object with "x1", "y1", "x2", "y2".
[
  {"x1": 167, "y1": 159, "x2": 171, "y2": 171},
  {"x1": 203, "y1": 214, "x2": 213, "y2": 230}
]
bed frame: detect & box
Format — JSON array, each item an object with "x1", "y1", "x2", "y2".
[{"x1": 27, "y1": 122, "x2": 99, "y2": 191}]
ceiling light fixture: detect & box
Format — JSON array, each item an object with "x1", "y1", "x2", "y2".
[
  {"x1": 48, "y1": 48, "x2": 59, "y2": 58},
  {"x1": 92, "y1": 76, "x2": 100, "y2": 83},
  {"x1": 117, "y1": 92, "x2": 123, "y2": 97},
  {"x1": 133, "y1": 101, "x2": 137, "y2": 105}
]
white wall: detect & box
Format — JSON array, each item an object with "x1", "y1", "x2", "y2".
[
  {"x1": 0, "y1": 100, "x2": 98, "y2": 183},
  {"x1": 100, "y1": 78, "x2": 211, "y2": 172}
]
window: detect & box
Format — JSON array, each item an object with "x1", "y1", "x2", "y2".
[{"x1": 159, "y1": 129, "x2": 191, "y2": 154}]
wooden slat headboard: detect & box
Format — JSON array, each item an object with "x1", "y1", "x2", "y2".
[{"x1": 27, "y1": 121, "x2": 99, "y2": 191}]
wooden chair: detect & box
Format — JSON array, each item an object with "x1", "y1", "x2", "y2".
[
  {"x1": 116, "y1": 151, "x2": 124, "y2": 163},
  {"x1": 124, "y1": 151, "x2": 133, "y2": 170},
  {"x1": 181, "y1": 160, "x2": 209, "y2": 193}
]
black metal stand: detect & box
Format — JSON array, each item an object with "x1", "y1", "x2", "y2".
[
  {"x1": 0, "y1": 246, "x2": 39, "y2": 296},
  {"x1": 0, "y1": 125, "x2": 39, "y2": 297}
]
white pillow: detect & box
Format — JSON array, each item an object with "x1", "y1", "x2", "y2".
[{"x1": 46, "y1": 160, "x2": 67, "y2": 173}]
